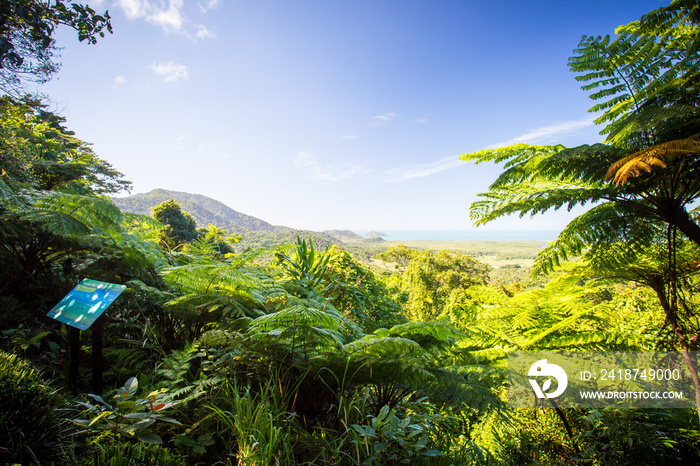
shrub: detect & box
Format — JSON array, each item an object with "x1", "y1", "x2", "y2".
[
  {"x1": 77, "y1": 441, "x2": 186, "y2": 466},
  {"x1": 0, "y1": 350, "x2": 74, "y2": 465}
]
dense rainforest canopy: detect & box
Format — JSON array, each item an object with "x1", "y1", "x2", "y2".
[{"x1": 2, "y1": 1, "x2": 700, "y2": 465}]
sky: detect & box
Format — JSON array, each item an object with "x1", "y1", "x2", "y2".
[{"x1": 42, "y1": 0, "x2": 668, "y2": 235}]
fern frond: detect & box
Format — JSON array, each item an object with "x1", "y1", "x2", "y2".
[
  {"x1": 28, "y1": 191, "x2": 123, "y2": 236},
  {"x1": 533, "y1": 202, "x2": 656, "y2": 274},
  {"x1": 249, "y1": 304, "x2": 343, "y2": 333},
  {"x1": 374, "y1": 321, "x2": 463, "y2": 352},
  {"x1": 607, "y1": 133, "x2": 700, "y2": 184}
]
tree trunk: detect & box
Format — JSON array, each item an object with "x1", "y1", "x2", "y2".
[
  {"x1": 658, "y1": 201, "x2": 700, "y2": 249},
  {"x1": 650, "y1": 280, "x2": 700, "y2": 421}
]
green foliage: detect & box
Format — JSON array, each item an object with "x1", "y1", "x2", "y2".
[
  {"x1": 575, "y1": 409, "x2": 700, "y2": 465},
  {"x1": 385, "y1": 247, "x2": 490, "y2": 321},
  {"x1": 275, "y1": 236, "x2": 330, "y2": 294},
  {"x1": 73, "y1": 377, "x2": 181, "y2": 445},
  {"x1": 0, "y1": 0, "x2": 113, "y2": 93},
  {"x1": 77, "y1": 440, "x2": 187, "y2": 466},
  {"x1": 157, "y1": 247, "x2": 272, "y2": 342},
  {"x1": 458, "y1": 0, "x2": 700, "y2": 439},
  {"x1": 569, "y1": 0, "x2": 700, "y2": 147},
  {"x1": 496, "y1": 408, "x2": 583, "y2": 465},
  {"x1": 0, "y1": 350, "x2": 74, "y2": 465},
  {"x1": 349, "y1": 405, "x2": 443, "y2": 465},
  {"x1": 458, "y1": 272, "x2": 652, "y2": 363},
  {"x1": 189, "y1": 224, "x2": 240, "y2": 258},
  {"x1": 0, "y1": 1, "x2": 696, "y2": 463},
  {"x1": 0, "y1": 184, "x2": 131, "y2": 318},
  {"x1": 0, "y1": 97, "x2": 130, "y2": 194},
  {"x1": 376, "y1": 244, "x2": 416, "y2": 272},
  {"x1": 152, "y1": 199, "x2": 199, "y2": 249},
  {"x1": 323, "y1": 245, "x2": 406, "y2": 332},
  {"x1": 207, "y1": 378, "x2": 296, "y2": 465},
  {"x1": 461, "y1": 1, "x2": 700, "y2": 262}
]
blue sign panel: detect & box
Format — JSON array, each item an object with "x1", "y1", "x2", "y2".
[{"x1": 47, "y1": 279, "x2": 126, "y2": 330}]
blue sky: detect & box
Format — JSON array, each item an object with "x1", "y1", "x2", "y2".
[{"x1": 43, "y1": 0, "x2": 667, "y2": 234}]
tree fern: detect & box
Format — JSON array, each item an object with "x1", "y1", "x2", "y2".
[
  {"x1": 159, "y1": 247, "x2": 272, "y2": 322},
  {"x1": 18, "y1": 190, "x2": 122, "y2": 237},
  {"x1": 569, "y1": 0, "x2": 700, "y2": 146}
]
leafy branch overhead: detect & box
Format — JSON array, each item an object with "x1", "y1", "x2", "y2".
[{"x1": 0, "y1": 0, "x2": 112, "y2": 93}]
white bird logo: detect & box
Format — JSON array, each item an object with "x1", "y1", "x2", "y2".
[{"x1": 528, "y1": 359, "x2": 568, "y2": 399}]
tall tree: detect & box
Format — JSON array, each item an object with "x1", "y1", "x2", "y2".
[
  {"x1": 0, "y1": 96, "x2": 131, "y2": 194},
  {"x1": 152, "y1": 199, "x2": 200, "y2": 249},
  {"x1": 388, "y1": 248, "x2": 490, "y2": 321}
]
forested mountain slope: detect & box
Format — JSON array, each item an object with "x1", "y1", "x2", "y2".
[
  {"x1": 113, "y1": 189, "x2": 289, "y2": 234},
  {"x1": 113, "y1": 189, "x2": 379, "y2": 250}
]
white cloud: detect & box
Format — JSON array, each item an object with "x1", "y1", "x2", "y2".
[
  {"x1": 116, "y1": 0, "x2": 219, "y2": 39},
  {"x1": 151, "y1": 61, "x2": 189, "y2": 82},
  {"x1": 116, "y1": 0, "x2": 144, "y2": 19},
  {"x1": 369, "y1": 112, "x2": 396, "y2": 127},
  {"x1": 198, "y1": 0, "x2": 221, "y2": 14},
  {"x1": 113, "y1": 75, "x2": 127, "y2": 86},
  {"x1": 195, "y1": 24, "x2": 216, "y2": 39},
  {"x1": 487, "y1": 116, "x2": 595, "y2": 148},
  {"x1": 341, "y1": 135, "x2": 357, "y2": 140},
  {"x1": 411, "y1": 117, "x2": 428, "y2": 125},
  {"x1": 150, "y1": 0, "x2": 184, "y2": 31},
  {"x1": 295, "y1": 151, "x2": 368, "y2": 182},
  {"x1": 383, "y1": 156, "x2": 464, "y2": 182},
  {"x1": 115, "y1": 0, "x2": 190, "y2": 33}
]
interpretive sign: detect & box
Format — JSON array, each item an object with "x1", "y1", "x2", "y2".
[
  {"x1": 47, "y1": 278, "x2": 126, "y2": 330},
  {"x1": 509, "y1": 351, "x2": 696, "y2": 409}
]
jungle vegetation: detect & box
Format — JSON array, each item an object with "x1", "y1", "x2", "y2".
[{"x1": 2, "y1": 0, "x2": 700, "y2": 465}]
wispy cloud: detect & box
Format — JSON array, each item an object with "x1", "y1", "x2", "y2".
[
  {"x1": 384, "y1": 156, "x2": 464, "y2": 182},
  {"x1": 195, "y1": 24, "x2": 216, "y2": 39},
  {"x1": 113, "y1": 75, "x2": 127, "y2": 87},
  {"x1": 116, "y1": 0, "x2": 217, "y2": 39},
  {"x1": 117, "y1": 0, "x2": 184, "y2": 32},
  {"x1": 341, "y1": 135, "x2": 357, "y2": 140},
  {"x1": 151, "y1": 61, "x2": 189, "y2": 82},
  {"x1": 369, "y1": 112, "x2": 396, "y2": 127},
  {"x1": 487, "y1": 116, "x2": 595, "y2": 148},
  {"x1": 411, "y1": 117, "x2": 428, "y2": 125},
  {"x1": 295, "y1": 151, "x2": 368, "y2": 182},
  {"x1": 198, "y1": 0, "x2": 221, "y2": 14}
]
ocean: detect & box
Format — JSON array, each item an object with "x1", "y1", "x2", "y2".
[{"x1": 360, "y1": 230, "x2": 560, "y2": 242}]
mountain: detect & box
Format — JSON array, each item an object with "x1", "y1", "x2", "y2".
[
  {"x1": 112, "y1": 189, "x2": 377, "y2": 251},
  {"x1": 112, "y1": 189, "x2": 290, "y2": 234}
]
